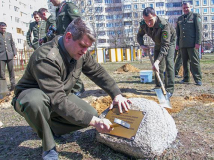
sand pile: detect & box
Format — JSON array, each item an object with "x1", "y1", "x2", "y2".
[{"x1": 115, "y1": 63, "x2": 140, "y2": 73}]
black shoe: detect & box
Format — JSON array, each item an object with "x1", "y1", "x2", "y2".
[
  {"x1": 195, "y1": 81, "x2": 202, "y2": 86},
  {"x1": 180, "y1": 80, "x2": 189, "y2": 84},
  {"x1": 42, "y1": 147, "x2": 58, "y2": 160},
  {"x1": 167, "y1": 92, "x2": 172, "y2": 98},
  {"x1": 10, "y1": 84, "x2": 15, "y2": 91}
]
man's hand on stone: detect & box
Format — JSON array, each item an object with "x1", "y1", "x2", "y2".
[
  {"x1": 109, "y1": 94, "x2": 132, "y2": 113},
  {"x1": 89, "y1": 116, "x2": 113, "y2": 133}
]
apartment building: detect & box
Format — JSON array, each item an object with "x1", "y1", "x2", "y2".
[
  {"x1": 0, "y1": 0, "x2": 48, "y2": 49},
  {"x1": 47, "y1": 0, "x2": 213, "y2": 50}
]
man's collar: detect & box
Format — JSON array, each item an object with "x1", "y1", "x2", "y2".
[
  {"x1": 58, "y1": 36, "x2": 75, "y2": 64},
  {"x1": 59, "y1": 1, "x2": 66, "y2": 8}
]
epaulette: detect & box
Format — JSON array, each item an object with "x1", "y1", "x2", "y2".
[
  {"x1": 159, "y1": 23, "x2": 165, "y2": 29},
  {"x1": 140, "y1": 20, "x2": 146, "y2": 25},
  {"x1": 47, "y1": 47, "x2": 59, "y2": 61}
]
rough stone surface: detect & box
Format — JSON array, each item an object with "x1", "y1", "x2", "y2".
[{"x1": 96, "y1": 98, "x2": 178, "y2": 158}]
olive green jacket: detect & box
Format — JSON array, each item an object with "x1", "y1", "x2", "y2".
[
  {"x1": 0, "y1": 32, "x2": 17, "y2": 60},
  {"x1": 26, "y1": 21, "x2": 46, "y2": 49},
  {"x1": 137, "y1": 16, "x2": 176, "y2": 62},
  {"x1": 42, "y1": 14, "x2": 56, "y2": 43},
  {"x1": 15, "y1": 36, "x2": 121, "y2": 127},
  {"x1": 176, "y1": 12, "x2": 202, "y2": 48},
  {"x1": 55, "y1": 2, "x2": 81, "y2": 35}
]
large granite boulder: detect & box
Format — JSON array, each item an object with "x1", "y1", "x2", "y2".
[{"x1": 96, "y1": 98, "x2": 177, "y2": 158}]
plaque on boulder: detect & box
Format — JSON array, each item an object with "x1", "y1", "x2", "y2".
[{"x1": 105, "y1": 108, "x2": 144, "y2": 140}]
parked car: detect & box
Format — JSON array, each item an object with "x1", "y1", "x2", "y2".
[{"x1": 204, "y1": 50, "x2": 212, "y2": 53}]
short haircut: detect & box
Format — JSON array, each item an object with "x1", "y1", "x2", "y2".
[
  {"x1": 143, "y1": 7, "x2": 156, "y2": 16},
  {"x1": 33, "y1": 11, "x2": 39, "y2": 16},
  {"x1": 0, "y1": 22, "x2": 7, "y2": 27},
  {"x1": 38, "y1": 8, "x2": 48, "y2": 14},
  {"x1": 182, "y1": 2, "x2": 191, "y2": 6},
  {"x1": 65, "y1": 18, "x2": 96, "y2": 42}
]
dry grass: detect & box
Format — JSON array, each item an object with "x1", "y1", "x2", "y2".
[{"x1": 0, "y1": 54, "x2": 214, "y2": 159}]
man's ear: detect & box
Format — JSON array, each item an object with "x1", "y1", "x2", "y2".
[{"x1": 65, "y1": 32, "x2": 72, "y2": 42}]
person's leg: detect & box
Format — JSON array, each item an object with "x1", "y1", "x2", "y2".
[
  {"x1": 174, "y1": 50, "x2": 183, "y2": 76},
  {"x1": 188, "y1": 47, "x2": 202, "y2": 83},
  {"x1": 14, "y1": 88, "x2": 55, "y2": 152},
  {"x1": 165, "y1": 42, "x2": 175, "y2": 94},
  {"x1": 180, "y1": 48, "x2": 190, "y2": 82},
  {"x1": 0, "y1": 60, "x2": 6, "y2": 80},
  {"x1": 50, "y1": 93, "x2": 98, "y2": 135},
  {"x1": 6, "y1": 59, "x2": 15, "y2": 88}
]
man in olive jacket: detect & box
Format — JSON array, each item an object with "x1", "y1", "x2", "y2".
[
  {"x1": 26, "y1": 11, "x2": 46, "y2": 50},
  {"x1": 176, "y1": 2, "x2": 202, "y2": 86},
  {"x1": 38, "y1": 8, "x2": 56, "y2": 44},
  {"x1": 137, "y1": 7, "x2": 176, "y2": 97},
  {"x1": 0, "y1": 22, "x2": 17, "y2": 91},
  {"x1": 50, "y1": 0, "x2": 84, "y2": 96},
  {"x1": 12, "y1": 18, "x2": 131, "y2": 160}
]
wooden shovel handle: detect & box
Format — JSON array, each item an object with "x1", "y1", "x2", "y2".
[
  {"x1": 148, "y1": 51, "x2": 167, "y2": 95},
  {"x1": 155, "y1": 71, "x2": 167, "y2": 95}
]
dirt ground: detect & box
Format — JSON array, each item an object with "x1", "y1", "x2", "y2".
[{"x1": 0, "y1": 54, "x2": 214, "y2": 159}]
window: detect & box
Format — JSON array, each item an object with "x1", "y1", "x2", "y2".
[
  {"x1": 15, "y1": 17, "x2": 20, "y2": 23},
  {"x1": 123, "y1": 13, "x2": 132, "y2": 18},
  {"x1": 134, "y1": 12, "x2": 138, "y2": 18},
  {"x1": 211, "y1": 8, "x2": 214, "y2": 13},
  {"x1": 124, "y1": 5, "x2": 131, "y2": 10},
  {"x1": 95, "y1": 0, "x2": 102, "y2": 3},
  {"x1": 156, "y1": 2, "x2": 164, "y2": 7},
  {"x1": 124, "y1": 21, "x2": 132, "y2": 26},
  {"x1": 204, "y1": 8, "x2": 208, "y2": 13},
  {"x1": 156, "y1": 11, "x2": 164, "y2": 15},
  {"x1": 98, "y1": 39, "x2": 106, "y2": 43},
  {"x1": 88, "y1": 0, "x2": 91, "y2": 5},
  {"x1": 16, "y1": 28, "x2": 22, "y2": 34},
  {"x1": 203, "y1": 0, "x2": 207, "y2": 5},
  {"x1": 212, "y1": 16, "x2": 214, "y2": 21},
  {"x1": 115, "y1": 22, "x2": 122, "y2": 27},
  {"x1": 195, "y1": 0, "x2": 199, "y2": 6},
  {"x1": 95, "y1": 7, "x2": 103, "y2": 12},
  {"x1": 106, "y1": 23, "x2": 114, "y2": 28},
  {"x1": 166, "y1": 2, "x2": 182, "y2": 8},
  {"x1": 166, "y1": 10, "x2": 182, "y2": 15},
  {"x1": 212, "y1": 0, "x2": 214, "y2": 5},
  {"x1": 204, "y1": 17, "x2": 208, "y2": 21},
  {"x1": 204, "y1": 25, "x2": 208, "y2": 29},
  {"x1": 205, "y1": 33, "x2": 208, "y2": 37},
  {"x1": 14, "y1": 6, "x2": 19, "y2": 12},
  {"x1": 98, "y1": 31, "x2": 106, "y2": 36},
  {"x1": 106, "y1": 15, "x2": 113, "y2": 20},
  {"x1": 134, "y1": 4, "x2": 138, "y2": 9},
  {"x1": 96, "y1": 15, "x2": 104, "y2": 20},
  {"x1": 149, "y1": 4, "x2": 153, "y2": 8},
  {"x1": 96, "y1": 23, "x2": 104, "y2": 27},
  {"x1": 196, "y1": 9, "x2": 200, "y2": 13}
]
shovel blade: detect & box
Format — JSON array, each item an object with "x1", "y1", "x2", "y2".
[{"x1": 154, "y1": 88, "x2": 172, "y2": 109}]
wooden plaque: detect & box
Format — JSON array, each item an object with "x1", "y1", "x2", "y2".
[{"x1": 105, "y1": 108, "x2": 145, "y2": 140}]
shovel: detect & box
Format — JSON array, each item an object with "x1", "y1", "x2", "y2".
[{"x1": 147, "y1": 50, "x2": 172, "y2": 109}]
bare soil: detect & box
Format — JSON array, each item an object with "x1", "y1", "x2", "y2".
[{"x1": 0, "y1": 55, "x2": 214, "y2": 160}]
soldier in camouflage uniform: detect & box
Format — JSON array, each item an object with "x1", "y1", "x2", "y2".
[
  {"x1": 176, "y1": 2, "x2": 202, "y2": 86},
  {"x1": 26, "y1": 11, "x2": 46, "y2": 50},
  {"x1": 38, "y1": 8, "x2": 56, "y2": 44},
  {"x1": 137, "y1": 7, "x2": 176, "y2": 97},
  {"x1": 12, "y1": 18, "x2": 131, "y2": 160},
  {"x1": 50, "y1": 0, "x2": 84, "y2": 96}
]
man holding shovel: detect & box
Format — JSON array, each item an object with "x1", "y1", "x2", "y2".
[{"x1": 137, "y1": 7, "x2": 176, "y2": 98}]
